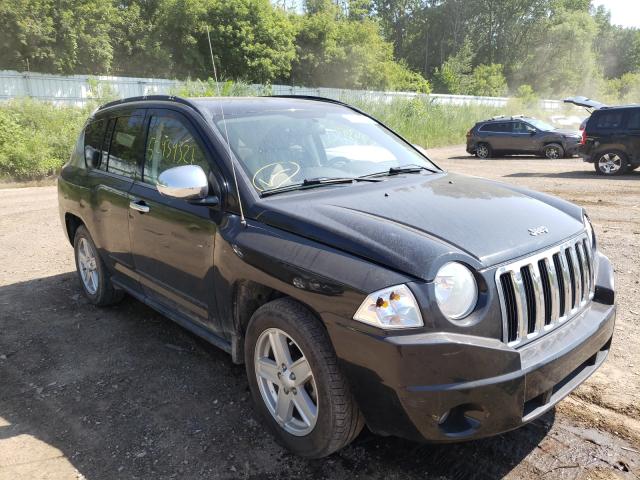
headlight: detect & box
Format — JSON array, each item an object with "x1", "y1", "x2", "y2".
[
  {"x1": 434, "y1": 262, "x2": 478, "y2": 321},
  {"x1": 353, "y1": 284, "x2": 423, "y2": 329},
  {"x1": 584, "y1": 214, "x2": 596, "y2": 249}
]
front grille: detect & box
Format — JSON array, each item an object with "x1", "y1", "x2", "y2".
[{"x1": 495, "y1": 234, "x2": 595, "y2": 347}]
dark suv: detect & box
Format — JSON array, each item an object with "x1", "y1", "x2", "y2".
[
  {"x1": 579, "y1": 105, "x2": 640, "y2": 176},
  {"x1": 467, "y1": 115, "x2": 581, "y2": 159},
  {"x1": 58, "y1": 95, "x2": 615, "y2": 458}
]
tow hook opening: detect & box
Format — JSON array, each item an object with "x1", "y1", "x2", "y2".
[{"x1": 438, "y1": 403, "x2": 485, "y2": 438}]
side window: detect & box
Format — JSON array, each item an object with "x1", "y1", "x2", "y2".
[
  {"x1": 84, "y1": 119, "x2": 107, "y2": 170},
  {"x1": 143, "y1": 115, "x2": 209, "y2": 185},
  {"x1": 481, "y1": 123, "x2": 499, "y2": 132},
  {"x1": 513, "y1": 122, "x2": 527, "y2": 133},
  {"x1": 496, "y1": 123, "x2": 510, "y2": 133},
  {"x1": 628, "y1": 110, "x2": 640, "y2": 129},
  {"x1": 595, "y1": 112, "x2": 623, "y2": 129},
  {"x1": 107, "y1": 116, "x2": 144, "y2": 178}
]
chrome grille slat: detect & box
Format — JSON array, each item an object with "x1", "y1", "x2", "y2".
[
  {"x1": 529, "y1": 262, "x2": 545, "y2": 334},
  {"x1": 511, "y1": 270, "x2": 529, "y2": 341},
  {"x1": 495, "y1": 233, "x2": 595, "y2": 348},
  {"x1": 576, "y1": 242, "x2": 588, "y2": 303},
  {"x1": 569, "y1": 246, "x2": 582, "y2": 310},
  {"x1": 543, "y1": 256, "x2": 560, "y2": 325},
  {"x1": 558, "y1": 250, "x2": 572, "y2": 319}
]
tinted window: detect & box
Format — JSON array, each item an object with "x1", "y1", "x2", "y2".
[
  {"x1": 143, "y1": 115, "x2": 209, "y2": 185},
  {"x1": 481, "y1": 123, "x2": 510, "y2": 133},
  {"x1": 512, "y1": 122, "x2": 534, "y2": 133},
  {"x1": 628, "y1": 109, "x2": 640, "y2": 129},
  {"x1": 595, "y1": 112, "x2": 623, "y2": 129},
  {"x1": 84, "y1": 120, "x2": 107, "y2": 170},
  {"x1": 107, "y1": 116, "x2": 144, "y2": 178}
]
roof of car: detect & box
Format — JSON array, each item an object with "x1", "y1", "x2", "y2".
[
  {"x1": 595, "y1": 104, "x2": 640, "y2": 111},
  {"x1": 480, "y1": 115, "x2": 534, "y2": 123},
  {"x1": 97, "y1": 94, "x2": 353, "y2": 118}
]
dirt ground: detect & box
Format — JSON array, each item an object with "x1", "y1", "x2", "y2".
[{"x1": 1, "y1": 146, "x2": 639, "y2": 479}]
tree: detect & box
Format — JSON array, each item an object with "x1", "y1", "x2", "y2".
[
  {"x1": 433, "y1": 39, "x2": 473, "y2": 94},
  {"x1": 0, "y1": 0, "x2": 116, "y2": 74},
  {"x1": 292, "y1": 6, "x2": 429, "y2": 91},
  {"x1": 468, "y1": 64, "x2": 507, "y2": 97},
  {"x1": 157, "y1": 0, "x2": 297, "y2": 83}
]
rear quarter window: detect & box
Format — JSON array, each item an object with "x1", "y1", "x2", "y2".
[
  {"x1": 594, "y1": 112, "x2": 623, "y2": 129},
  {"x1": 627, "y1": 109, "x2": 640, "y2": 129},
  {"x1": 84, "y1": 119, "x2": 107, "y2": 170}
]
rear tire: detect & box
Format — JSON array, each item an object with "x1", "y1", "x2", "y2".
[
  {"x1": 544, "y1": 144, "x2": 564, "y2": 160},
  {"x1": 594, "y1": 150, "x2": 629, "y2": 176},
  {"x1": 73, "y1": 225, "x2": 124, "y2": 306},
  {"x1": 475, "y1": 143, "x2": 491, "y2": 159},
  {"x1": 245, "y1": 298, "x2": 364, "y2": 458}
]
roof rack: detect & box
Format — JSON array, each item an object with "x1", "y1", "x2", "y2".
[
  {"x1": 97, "y1": 94, "x2": 201, "y2": 112},
  {"x1": 266, "y1": 94, "x2": 353, "y2": 108}
]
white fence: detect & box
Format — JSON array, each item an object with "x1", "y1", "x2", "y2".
[{"x1": 0, "y1": 70, "x2": 567, "y2": 110}]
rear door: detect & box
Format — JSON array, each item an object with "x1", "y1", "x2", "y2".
[
  {"x1": 128, "y1": 108, "x2": 220, "y2": 330},
  {"x1": 480, "y1": 122, "x2": 512, "y2": 151},
  {"x1": 626, "y1": 108, "x2": 640, "y2": 164},
  {"x1": 84, "y1": 111, "x2": 146, "y2": 293}
]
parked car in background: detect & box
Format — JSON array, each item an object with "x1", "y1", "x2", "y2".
[
  {"x1": 579, "y1": 105, "x2": 640, "y2": 176},
  {"x1": 466, "y1": 115, "x2": 581, "y2": 159},
  {"x1": 58, "y1": 95, "x2": 615, "y2": 458}
]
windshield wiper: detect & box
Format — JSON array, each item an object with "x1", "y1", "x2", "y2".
[
  {"x1": 260, "y1": 177, "x2": 380, "y2": 197},
  {"x1": 361, "y1": 164, "x2": 439, "y2": 178}
]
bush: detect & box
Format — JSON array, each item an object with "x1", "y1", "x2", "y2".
[{"x1": 0, "y1": 100, "x2": 91, "y2": 179}]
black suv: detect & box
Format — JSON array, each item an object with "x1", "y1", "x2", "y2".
[
  {"x1": 58, "y1": 95, "x2": 615, "y2": 458},
  {"x1": 579, "y1": 105, "x2": 640, "y2": 176},
  {"x1": 467, "y1": 115, "x2": 581, "y2": 159}
]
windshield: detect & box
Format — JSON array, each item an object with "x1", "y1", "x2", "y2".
[
  {"x1": 527, "y1": 118, "x2": 555, "y2": 131},
  {"x1": 211, "y1": 106, "x2": 438, "y2": 193}
]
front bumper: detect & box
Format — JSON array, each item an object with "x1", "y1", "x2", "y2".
[{"x1": 326, "y1": 259, "x2": 615, "y2": 443}]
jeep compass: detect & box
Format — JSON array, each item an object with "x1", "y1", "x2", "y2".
[{"x1": 58, "y1": 95, "x2": 616, "y2": 458}]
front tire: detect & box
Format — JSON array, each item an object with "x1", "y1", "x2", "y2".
[
  {"x1": 73, "y1": 225, "x2": 124, "y2": 306},
  {"x1": 245, "y1": 298, "x2": 364, "y2": 458},
  {"x1": 544, "y1": 144, "x2": 564, "y2": 160},
  {"x1": 594, "y1": 150, "x2": 629, "y2": 176}
]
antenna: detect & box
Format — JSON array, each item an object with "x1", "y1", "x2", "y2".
[{"x1": 206, "y1": 25, "x2": 246, "y2": 227}]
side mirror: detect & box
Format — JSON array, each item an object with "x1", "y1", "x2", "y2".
[
  {"x1": 529, "y1": 130, "x2": 536, "y2": 135},
  {"x1": 85, "y1": 147, "x2": 101, "y2": 169},
  {"x1": 157, "y1": 165, "x2": 209, "y2": 200}
]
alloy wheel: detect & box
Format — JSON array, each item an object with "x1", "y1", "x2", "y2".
[
  {"x1": 476, "y1": 145, "x2": 489, "y2": 158},
  {"x1": 254, "y1": 328, "x2": 318, "y2": 436},
  {"x1": 545, "y1": 146, "x2": 560, "y2": 159},
  {"x1": 77, "y1": 237, "x2": 99, "y2": 294},
  {"x1": 598, "y1": 153, "x2": 622, "y2": 174}
]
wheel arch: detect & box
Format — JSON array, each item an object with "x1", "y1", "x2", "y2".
[
  {"x1": 231, "y1": 280, "x2": 326, "y2": 364},
  {"x1": 64, "y1": 212, "x2": 85, "y2": 246}
]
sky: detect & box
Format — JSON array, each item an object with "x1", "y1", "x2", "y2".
[{"x1": 593, "y1": 0, "x2": 640, "y2": 28}]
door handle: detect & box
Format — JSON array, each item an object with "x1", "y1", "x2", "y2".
[{"x1": 129, "y1": 200, "x2": 150, "y2": 213}]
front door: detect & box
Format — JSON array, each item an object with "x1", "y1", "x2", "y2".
[
  {"x1": 510, "y1": 121, "x2": 537, "y2": 153},
  {"x1": 128, "y1": 109, "x2": 219, "y2": 329}
]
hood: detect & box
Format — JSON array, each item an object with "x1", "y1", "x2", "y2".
[{"x1": 253, "y1": 173, "x2": 585, "y2": 281}]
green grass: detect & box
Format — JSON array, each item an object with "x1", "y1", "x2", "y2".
[
  {"x1": 0, "y1": 99, "x2": 93, "y2": 179},
  {"x1": 0, "y1": 93, "x2": 574, "y2": 180}
]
